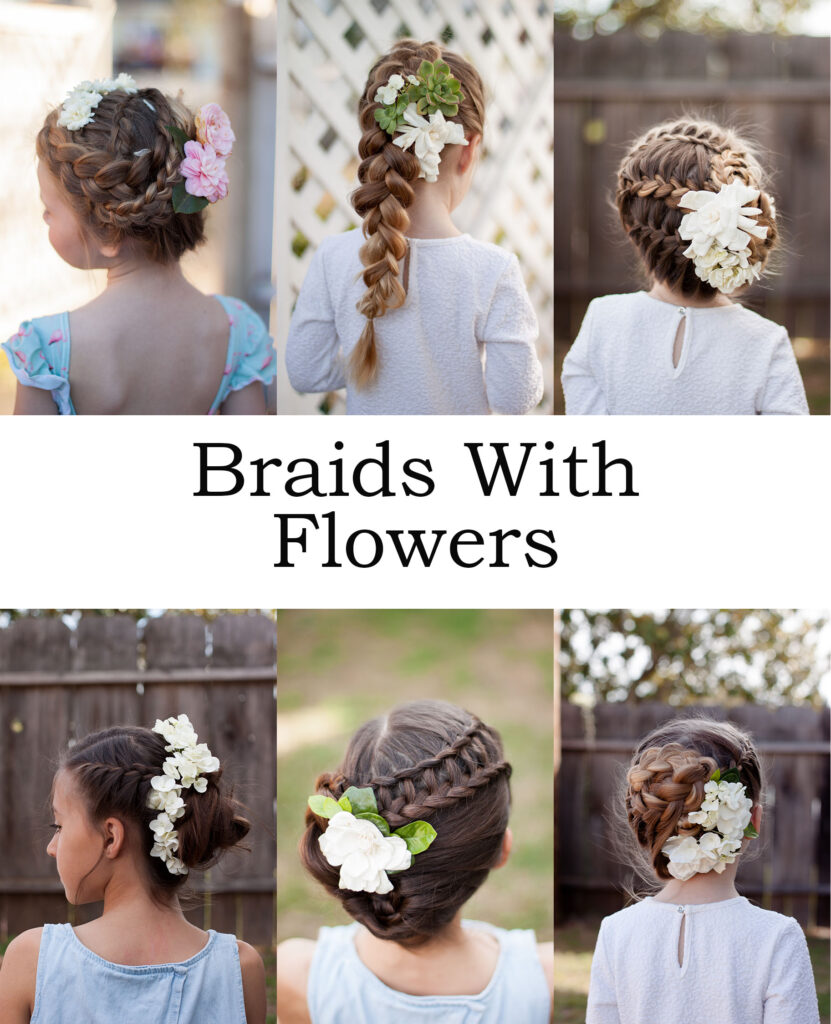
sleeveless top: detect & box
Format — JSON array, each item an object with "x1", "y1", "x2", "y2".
[
  {"x1": 307, "y1": 920, "x2": 551, "y2": 1024},
  {"x1": 1, "y1": 294, "x2": 275, "y2": 414},
  {"x1": 30, "y1": 923, "x2": 247, "y2": 1024}
]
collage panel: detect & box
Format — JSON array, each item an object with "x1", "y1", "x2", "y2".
[
  {"x1": 276, "y1": 609, "x2": 554, "y2": 1021},
  {"x1": 1, "y1": 2, "x2": 277, "y2": 415},
  {"x1": 276, "y1": 0, "x2": 554, "y2": 415},
  {"x1": 554, "y1": 609, "x2": 830, "y2": 1023},
  {"x1": 0, "y1": 609, "x2": 277, "y2": 1023},
  {"x1": 553, "y1": 3, "x2": 830, "y2": 414}
]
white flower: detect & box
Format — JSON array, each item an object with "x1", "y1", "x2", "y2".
[
  {"x1": 678, "y1": 180, "x2": 768, "y2": 257},
  {"x1": 662, "y1": 774, "x2": 754, "y2": 879},
  {"x1": 662, "y1": 836, "x2": 702, "y2": 881},
  {"x1": 374, "y1": 74, "x2": 406, "y2": 105},
  {"x1": 407, "y1": 75, "x2": 419, "y2": 85},
  {"x1": 318, "y1": 811, "x2": 412, "y2": 894},
  {"x1": 392, "y1": 104, "x2": 468, "y2": 183},
  {"x1": 57, "y1": 92, "x2": 100, "y2": 130}
]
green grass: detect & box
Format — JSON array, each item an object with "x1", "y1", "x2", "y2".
[
  {"x1": 276, "y1": 610, "x2": 554, "y2": 942},
  {"x1": 554, "y1": 921, "x2": 830, "y2": 1023}
]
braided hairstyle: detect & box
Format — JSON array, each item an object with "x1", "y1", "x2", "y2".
[
  {"x1": 60, "y1": 725, "x2": 249, "y2": 900},
  {"x1": 301, "y1": 700, "x2": 511, "y2": 946},
  {"x1": 37, "y1": 88, "x2": 206, "y2": 264},
  {"x1": 623, "y1": 717, "x2": 762, "y2": 882},
  {"x1": 616, "y1": 118, "x2": 778, "y2": 298},
  {"x1": 350, "y1": 40, "x2": 485, "y2": 388}
]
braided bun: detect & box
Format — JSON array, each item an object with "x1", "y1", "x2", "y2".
[
  {"x1": 616, "y1": 118, "x2": 778, "y2": 298},
  {"x1": 61, "y1": 725, "x2": 249, "y2": 898},
  {"x1": 350, "y1": 41, "x2": 485, "y2": 388},
  {"x1": 301, "y1": 700, "x2": 511, "y2": 946},
  {"x1": 623, "y1": 717, "x2": 762, "y2": 881},
  {"x1": 37, "y1": 88, "x2": 207, "y2": 264}
]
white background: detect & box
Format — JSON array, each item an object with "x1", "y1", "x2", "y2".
[{"x1": 1, "y1": 415, "x2": 827, "y2": 608}]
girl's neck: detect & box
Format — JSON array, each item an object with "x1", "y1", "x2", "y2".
[
  {"x1": 104, "y1": 253, "x2": 187, "y2": 290},
  {"x1": 405, "y1": 184, "x2": 462, "y2": 240},
  {"x1": 648, "y1": 279, "x2": 733, "y2": 309},
  {"x1": 653, "y1": 862, "x2": 741, "y2": 905}
]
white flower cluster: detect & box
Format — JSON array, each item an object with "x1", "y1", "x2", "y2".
[
  {"x1": 373, "y1": 73, "x2": 419, "y2": 106},
  {"x1": 678, "y1": 180, "x2": 770, "y2": 294},
  {"x1": 662, "y1": 778, "x2": 753, "y2": 881},
  {"x1": 318, "y1": 810, "x2": 412, "y2": 894},
  {"x1": 57, "y1": 73, "x2": 138, "y2": 131},
  {"x1": 146, "y1": 714, "x2": 220, "y2": 876}
]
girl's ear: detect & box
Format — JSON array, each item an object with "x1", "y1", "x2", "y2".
[
  {"x1": 102, "y1": 817, "x2": 127, "y2": 859},
  {"x1": 457, "y1": 133, "x2": 481, "y2": 175},
  {"x1": 494, "y1": 826, "x2": 513, "y2": 869}
]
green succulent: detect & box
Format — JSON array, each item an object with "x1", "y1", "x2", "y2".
[{"x1": 373, "y1": 60, "x2": 465, "y2": 136}]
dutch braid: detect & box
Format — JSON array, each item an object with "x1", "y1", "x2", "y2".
[
  {"x1": 349, "y1": 40, "x2": 485, "y2": 388},
  {"x1": 615, "y1": 118, "x2": 778, "y2": 297}
]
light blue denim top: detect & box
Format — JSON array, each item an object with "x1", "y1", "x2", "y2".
[
  {"x1": 307, "y1": 920, "x2": 551, "y2": 1024},
  {"x1": 30, "y1": 924, "x2": 246, "y2": 1024}
]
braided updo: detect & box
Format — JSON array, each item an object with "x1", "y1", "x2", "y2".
[
  {"x1": 301, "y1": 700, "x2": 511, "y2": 946},
  {"x1": 616, "y1": 119, "x2": 778, "y2": 298},
  {"x1": 37, "y1": 88, "x2": 206, "y2": 264},
  {"x1": 624, "y1": 717, "x2": 762, "y2": 881},
  {"x1": 350, "y1": 41, "x2": 485, "y2": 388},
  {"x1": 60, "y1": 725, "x2": 249, "y2": 900}
]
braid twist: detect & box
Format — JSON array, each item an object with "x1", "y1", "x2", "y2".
[
  {"x1": 37, "y1": 88, "x2": 206, "y2": 264},
  {"x1": 616, "y1": 118, "x2": 778, "y2": 296},
  {"x1": 348, "y1": 40, "x2": 485, "y2": 388}
]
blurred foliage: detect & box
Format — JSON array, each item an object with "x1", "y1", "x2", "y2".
[
  {"x1": 555, "y1": 0, "x2": 817, "y2": 38},
  {"x1": 560, "y1": 609, "x2": 829, "y2": 706}
]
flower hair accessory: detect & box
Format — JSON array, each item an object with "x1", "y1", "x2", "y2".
[
  {"x1": 662, "y1": 767, "x2": 758, "y2": 881},
  {"x1": 167, "y1": 104, "x2": 235, "y2": 213},
  {"x1": 308, "y1": 786, "x2": 437, "y2": 894},
  {"x1": 146, "y1": 714, "x2": 220, "y2": 876},
  {"x1": 678, "y1": 180, "x2": 770, "y2": 294},
  {"x1": 373, "y1": 60, "x2": 468, "y2": 183},
  {"x1": 57, "y1": 74, "x2": 138, "y2": 131}
]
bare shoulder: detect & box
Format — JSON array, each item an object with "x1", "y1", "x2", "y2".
[
  {"x1": 537, "y1": 940, "x2": 553, "y2": 989},
  {"x1": 236, "y1": 941, "x2": 266, "y2": 1024},
  {"x1": 0, "y1": 927, "x2": 43, "y2": 1022},
  {"x1": 276, "y1": 938, "x2": 316, "y2": 1024}
]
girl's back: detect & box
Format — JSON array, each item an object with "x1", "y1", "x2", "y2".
[
  {"x1": 588, "y1": 897, "x2": 817, "y2": 1024},
  {"x1": 31, "y1": 924, "x2": 246, "y2": 1024},
  {"x1": 287, "y1": 230, "x2": 541, "y2": 415}
]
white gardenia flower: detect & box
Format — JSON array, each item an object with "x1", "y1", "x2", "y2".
[
  {"x1": 319, "y1": 811, "x2": 412, "y2": 894},
  {"x1": 678, "y1": 180, "x2": 768, "y2": 257}
]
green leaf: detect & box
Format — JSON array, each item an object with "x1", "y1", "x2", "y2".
[
  {"x1": 710, "y1": 768, "x2": 721, "y2": 782},
  {"x1": 418, "y1": 60, "x2": 433, "y2": 78},
  {"x1": 439, "y1": 102, "x2": 459, "y2": 117},
  {"x1": 393, "y1": 820, "x2": 437, "y2": 855},
  {"x1": 355, "y1": 811, "x2": 390, "y2": 836},
  {"x1": 720, "y1": 767, "x2": 742, "y2": 784},
  {"x1": 341, "y1": 786, "x2": 379, "y2": 816},
  {"x1": 172, "y1": 180, "x2": 209, "y2": 215},
  {"x1": 337, "y1": 795, "x2": 352, "y2": 813},
  {"x1": 416, "y1": 97, "x2": 428, "y2": 115},
  {"x1": 307, "y1": 795, "x2": 342, "y2": 819},
  {"x1": 435, "y1": 60, "x2": 450, "y2": 76},
  {"x1": 744, "y1": 822, "x2": 759, "y2": 839},
  {"x1": 166, "y1": 123, "x2": 191, "y2": 156}
]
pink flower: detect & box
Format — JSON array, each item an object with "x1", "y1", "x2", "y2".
[
  {"x1": 194, "y1": 103, "x2": 235, "y2": 158},
  {"x1": 179, "y1": 141, "x2": 229, "y2": 203}
]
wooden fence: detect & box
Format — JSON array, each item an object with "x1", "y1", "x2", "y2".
[
  {"x1": 557, "y1": 701, "x2": 830, "y2": 927},
  {"x1": 554, "y1": 30, "x2": 831, "y2": 413},
  {"x1": 0, "y1": 612, "x2": 276, "y2": 946},
  {"x1": 275, "y1": 0, "x2": 554, "y2": 413}
]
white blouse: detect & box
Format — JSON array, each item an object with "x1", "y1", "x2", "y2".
[
  {"x1": 587, "y1": 896, "x2": 820, "y2": 1024},
  {"x1": 562, "y1": 291, "x2": 809, "y2": 415},
  {"x1": 286, "y1": 230, "x2": 543, "y2": 415}
]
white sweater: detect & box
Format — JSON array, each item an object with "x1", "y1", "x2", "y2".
[
  {"x1": 562, "y1": 291, "x2": 809, "y2": 415},
  {"x1": 285, "y1": 230, "x2": 543, "y2": 415},
  {"x1": 587, "y1": 896, "x2": 820, "y2": 1024}
]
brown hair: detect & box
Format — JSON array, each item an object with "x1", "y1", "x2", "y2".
[
  {"x1": 60, "y1": 725, "x2": 249, "y2": 902},
  {"x1": 622, "y1": 716, "x2": 762, "y2": 883},
  {"x1": 301, "y1": 700, "x2": 511, "y2": 946},
  {"x1": 615, "y1": 118, "x2": 778, "y2": 298},
  {"x1": 37, "y1": 87, "x2": 207, "y2": 264},
  {"x1": 350, "y1": 40, "x2": 485, "y2": 388}
]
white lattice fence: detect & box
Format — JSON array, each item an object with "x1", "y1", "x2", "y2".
[
  {"x1": 0, "y1": 1, "x2": 114, "y2": 413},
  {"x1": 275, "y1": 0, "x2": 553, "y2": 413}
]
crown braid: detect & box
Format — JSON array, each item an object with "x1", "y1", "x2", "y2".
[
  {"x1": 37, "y1": 87, "x2": 206, "y2": 264},
  {"x1": 616, "y1": 118, "x2": 778, "y2": 297},
  {"x1": 301, "y1": 702, "x2": 511, "y2": 946}
]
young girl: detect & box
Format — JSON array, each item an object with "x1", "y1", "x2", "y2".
[
  {"x1": 0, "y1": 715, "x2": 266, "y2": 1023},
  {"x1": 2, "y1": 76, "x2": 275, "y2": 414},
  {"x1": 285, "y1": 40, "x2": 544, "y2": 415},
  {"x1": 562, "y1": 118, "x2": 809, "y2": 415},
  {"x1": 587, "y1": 717, "x2": 820, "y2": 1024},
  {"x1": 277, "y1": 699, "x2": 553, "y2": 1022}
]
